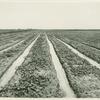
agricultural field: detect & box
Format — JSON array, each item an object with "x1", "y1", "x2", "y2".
[
  {"x1": 0, "y1": 30, "x2": 100, "y2": 98},
  {"x1": 0, "y1": 29, "x2": 34, "y2": 51},
  {"x1": 52, "y1": 30, "x2": 100, "y2": 48},
  {"x1": 47, "y1": 34, "x2": 100, "y2": 97},
  {"x1": 0, "y1": 33, "x2": 64, "y2": 97},
  {"x1": 53, "y1": 31, "x2": 100, "y2": 63},
  {"x1": 58, "y1": 30, "x2": 100, "y2": 49}
]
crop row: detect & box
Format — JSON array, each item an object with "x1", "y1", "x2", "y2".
[
  {"x1": 63, "y1": 31, "x2": 100, "y2": 49},
  {"x1": 54, "y1": 30, "x2": 100, "y2": 49},
  {"x1": 0, "y1": 30, "x2": 35, "y2": 51},
  {"x1": 54, "y1": 33, "x2": 100, "y2": 63},
  {"x1": 48, "y1": 35, "x2": 100, "y2": 97},
  {"x1": 0, "y1": 33, "x2": 37, "y2": 79},
  {"x1": 0, "y1": 34, "x2": 64, "y2": 97}
]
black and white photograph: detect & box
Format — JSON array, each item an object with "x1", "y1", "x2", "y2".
[{"x1": 0, "y1": 0, "x2": 100, "y2": 99}]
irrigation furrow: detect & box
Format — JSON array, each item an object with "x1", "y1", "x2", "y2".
[
  {"x1": 46, "y1": 35, "x2": 76, "y2": 97},
  {"x1": 0, "y1": 40, "x2": 24, "y2": 53},
  {"x1": 0, "y1": 35, "x2": 40, "y2": 89},
  {"x1": 57, "y1": 38, "x2": 100, "y2": 69}
]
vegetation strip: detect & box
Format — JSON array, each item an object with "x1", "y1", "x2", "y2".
[
  {"x1": 53, "y1": 32, "x2": 100, "y2": 63},
  {"x1": 0, "y1": 33, "x2": 37, "y2": 79},
  {"x1": 49, "y1": 36, "x2": 100, "y2": 97},
  {"x1": 0, "y1": 40, "x2": 24, "y2": 53},
  {"x1": 0, "y1": 31, "x2": 30, "y2": 49},
  {"x1": 56, "y1": 38, "x2": 100, "y2": 69},
  {"x1": 46, "y1": 35, "x2": 76, "y2": 97},
  {"x1": 0, "y1": 34, "x2": 64, "y2": 97},
  {"x1": 0, "y1": 35, "x2": 40, "y2": 89}
]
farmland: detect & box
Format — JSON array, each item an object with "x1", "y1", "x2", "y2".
[
  {"x1": 47, "y1": 34, "x2": 100, "y2": 97},
  {"x1": 0, "y1": 29, "x2": 100, "y2": 98},
  {"x1": 0, "y1": 33, "x2": 64, "y2": 97},
  {"x1": 0, "y1": 29, "x2": 34, "y2": 51},
  {"x1": 53, "y1": 31, "x2": 100, "y2": 63}
]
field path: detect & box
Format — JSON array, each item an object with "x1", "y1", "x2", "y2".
[
  {"x1": 46, "y1": 35, "x2": 76, "y2": 97},
  {"x1": 0, "y1": 35, "x2": 40, "y2": 89},
  {"x1": 57, "y1": 38, "x2": 100, "y2": 69},
  {"x1": 0, "y1": 40, "x2": 24, "y2": 53}
]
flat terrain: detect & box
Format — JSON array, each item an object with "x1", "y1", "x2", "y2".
[{"x1": 0, "y1": 29, "x2": 100, "y2": 98}]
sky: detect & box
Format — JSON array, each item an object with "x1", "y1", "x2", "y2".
[{"x1": 0, "y1": 0, "x2": 100, "y2": 29}]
